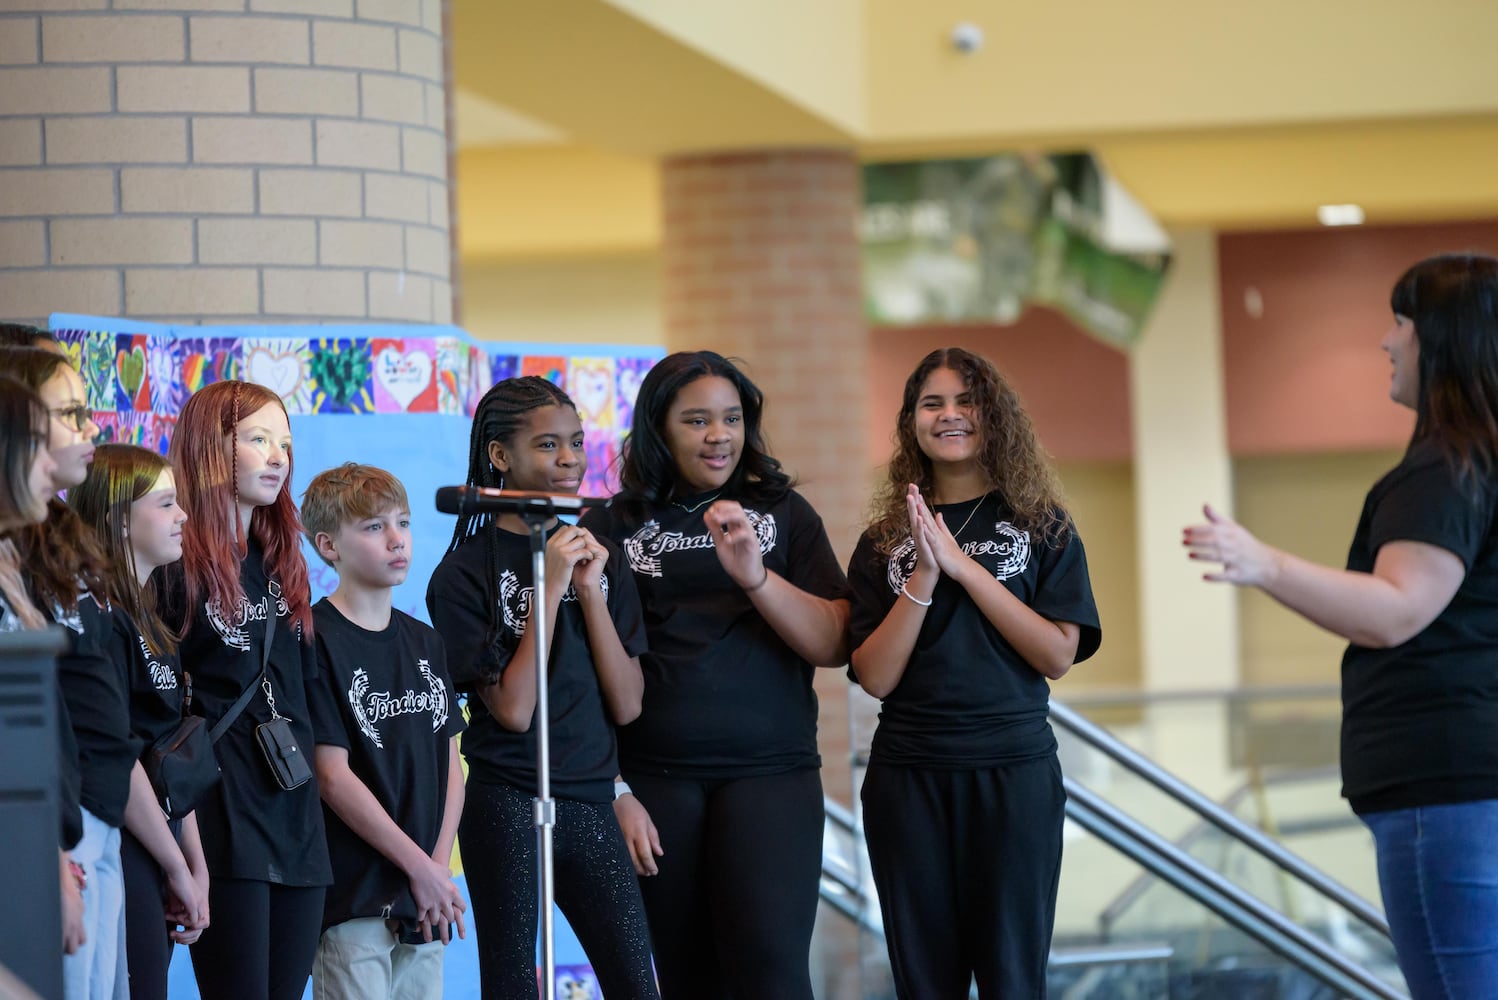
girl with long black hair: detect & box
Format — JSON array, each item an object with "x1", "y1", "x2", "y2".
[{"x1": 580, "y1": 350, "x2": 850, "y2": 999}]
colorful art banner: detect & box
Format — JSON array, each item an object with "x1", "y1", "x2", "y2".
[{"x1": 49, "y1": 314, "x2": 662, "y2": 622}]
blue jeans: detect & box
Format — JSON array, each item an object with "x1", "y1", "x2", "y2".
[{"x1": 1363, "y1": 799, "x2": 1498, "y2": 1000}]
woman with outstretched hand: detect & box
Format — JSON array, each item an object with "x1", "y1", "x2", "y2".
[{"x1": 1185, "y1": 253, "x2": 1498, "y2": 999}]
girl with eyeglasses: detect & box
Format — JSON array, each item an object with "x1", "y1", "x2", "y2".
[{"x1": 0, "y1": 346, "x2": 139, "y2": 1000}]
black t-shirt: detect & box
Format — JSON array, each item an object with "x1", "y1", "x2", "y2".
[
  {"x1": 308, "y1": 600, "x2": 465, "y2": 930},
  {"x1": 427, "y1": 526, "x2": 646, "y2": 802},
  {"x1": 163, "y1": 544, "x2": 331, "y2": 886},
  {"x1": 52, "y1": 590, "x2": 138, "y2": 827},
  {"x1": 109, "y1": 608, "x2": 185, "y2": 761},
  {"x1": 581, "y1": 489, "x2": 850, "y2": 779},
  {"x1": 0, "y1": 585, "x2": 82, "y2": 850},
  {"x1": 1340, "y1": 442, "x2": 1498, "y2": 814},
  {"x1": 847, "y1": 493, "x2": 1102, "y2": 768}
]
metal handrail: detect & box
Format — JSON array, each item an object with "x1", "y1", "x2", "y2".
[
  {"x1": 1050, "y1": 698, "x2": 1391, "y2": 936},
  {"x1": 1066, "y1": 782, "x2": 1406, "y2": 999},
  {"x1": 1100, "y1": 764, "x2": 1348, "y2": 930}
]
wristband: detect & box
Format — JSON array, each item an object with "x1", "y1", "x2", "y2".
[
  {"x1": 744, "y1": 568, "x2": 770, "y2": 593},
  {"x1": 614, "y1": 780, "x2": 632, "y2": 800},
  {"x1": 68, "y1": 860, "x2": 87, "y2": 892},
  {"x1": 900, "y1": 584, "x2": 933, "y2": 607}
]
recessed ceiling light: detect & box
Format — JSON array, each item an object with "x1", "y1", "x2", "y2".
[{"x1": 1317, "y1": 204, "x2": 1365, "y2": 226}]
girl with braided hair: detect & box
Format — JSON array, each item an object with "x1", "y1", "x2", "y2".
[{"x1": 426, "y1": 375, "x2": 657, "y2": 999}]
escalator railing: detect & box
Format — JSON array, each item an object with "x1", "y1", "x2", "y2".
[{"x1": 820, "y1": 688, "x2": 1407, "y2": 998}]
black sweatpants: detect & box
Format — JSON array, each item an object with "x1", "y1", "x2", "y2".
[
  {"x1": 860, "y1": 757, "x2": 1065, "y2": 1000},
  {"x1": 121, "y1": 829, "x2": 173, "y2": 1000},
  {"x1": 461, "y1": 778, "x2": 659, "y2": 1000},
  {"x1": 626, "y1": 767, "x2": 824, "y2": 1000},
  {"x1": 188, "y1": 878, "x2": 325, "y2": 1000}
]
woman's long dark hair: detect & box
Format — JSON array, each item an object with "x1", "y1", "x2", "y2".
[
  {"x1": 613, "y1": 351, "x2": 790, "y2": 525},
  {"x1": 0, "y1": 347, "x2": 109, "y2": 612},
  {"x1": 0, "y1": 376, "x2": 48, "y2": 532},
  {"x1": 1392, "y1": 253, "x2": 1498, "y2": 498},
  {"x1": 445, "y1": 375, "x2": 578, "y2": 683}
]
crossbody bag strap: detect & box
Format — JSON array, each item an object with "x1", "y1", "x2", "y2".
[{"x1": 208, "y1": 601, "x2": 278, "y2": 744}]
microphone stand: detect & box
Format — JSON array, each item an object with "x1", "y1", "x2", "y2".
[
  {"x1": 436, "y1": 488, "x2": 602, "y2": 999},
  {"x1": 522, "y1": 504, "x2": 558, "y2": 1000}
]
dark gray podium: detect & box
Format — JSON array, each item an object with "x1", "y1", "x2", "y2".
[{"x1": 0, "y1": 628, "x2": 65, "y2": 1000}]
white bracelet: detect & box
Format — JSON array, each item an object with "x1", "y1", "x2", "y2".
[
  {"x1": 614, "y1": 780, "x2": 632, "y2": 800},
  {"x1": 901, "y1": 584, "x2": 933, "y2": 607}
]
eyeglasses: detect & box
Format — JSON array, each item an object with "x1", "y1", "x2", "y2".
[{"x1": 49, "y1": 404, "x2": 93, "y2": 432}]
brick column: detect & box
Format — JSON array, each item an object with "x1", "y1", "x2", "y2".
[
  {"x1": 0, "y1": 0, "x2": 452, "y2": 326},
  {"x1": 661, "y1": 149, "x2": 868, "y2": 802}
]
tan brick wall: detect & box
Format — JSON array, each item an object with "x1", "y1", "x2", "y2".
[
  {"x1": 661, "y1": 150, "x2": 869, "y2": 798},
  {"x1": 0, "y1": 0, "x2": 451, "y2": 326}
]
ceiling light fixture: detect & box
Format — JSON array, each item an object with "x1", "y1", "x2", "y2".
[{"x1": 1317, "y1": 204, "x2": 1365, "y2": 227}]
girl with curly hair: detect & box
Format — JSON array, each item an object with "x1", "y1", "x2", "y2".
[
  {"x1": 163, "y1": 380, "x2": 329, "y2": 1000},
  {"x1": 848, "y1": 347, "x2": 1102, "y2": 999}
]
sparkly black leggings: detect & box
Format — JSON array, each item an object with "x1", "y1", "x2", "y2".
[{"x1": 460, "y1": 778, "x2": 659, "y2": 1000}]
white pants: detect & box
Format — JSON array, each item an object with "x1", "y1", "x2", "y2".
[
  {"x1": 63, "y1": 808, "x2": 127, "y2": 1000},
  {"x1": 312, "y1": 917, "x2": 444, "y2": 1000}
]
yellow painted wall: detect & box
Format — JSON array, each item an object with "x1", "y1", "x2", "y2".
[
  {"x1": 603, "y1": 0, "x2": 865, "y2": 133},
  {"x1": 461, "y1": 252, "x2": 663, "y2": 347},
  {"x1": 456, "y1": 146, "x2": 660, "y2": 260},
  {"x1": 1053, "y1": 461, "x2": 1142, "y2": 693},
  {"x1": 864, "y1": 0, "x2": 1498, "y2": 148},
  {"x1": 1233, "y1": 450, "x2": 1404, "y2": 687}
]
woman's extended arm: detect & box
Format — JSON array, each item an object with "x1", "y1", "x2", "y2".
[{"x1": 1184, "y1": 504, "x2": 1465, "y2": 647}]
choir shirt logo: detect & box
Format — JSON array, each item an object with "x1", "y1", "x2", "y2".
[
  {"x1": 623, "y1": 509, "x2": 777, "y2": 577},
  {"x1": 886, "y1": 520, "x2": 1031, "y2": 593},
  {"x1": 347, "y1": 659, "x2": 450, "y2": 749},
  {"x1": 138, "y1": 632, "x2": 177, "y2": 690},
  {"x1": 50, "y1": 593, "x2": 93, "y2": 635},
  {"x1": 206, "y1": 580, "x2": 288, "y2": 651},
  {"x1": 496, "y1": 569, "x2": 608, "y2": 638}
]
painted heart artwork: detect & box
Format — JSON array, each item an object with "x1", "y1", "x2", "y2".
[
  {"x1": 114, "y1": 335, "x2": 151, "y2": 412},
  {"x1": 582, "y1": 438, "x2": 618, "y2": 499},
  {"x1": 616, "y1": 356, "x2": 652, "y2": 432},
  {"x1": 147, "y1": 336, "x2": 184, "y2": 415},
  {"x1": 435, "y1": 336, "x2": 469, "y2": 415},
  {"x1": 242, "y1": 339, "x2": 312, "y2": 413},
  {"x1": 568, "y1": 357, "x2": 616, "y2": 432},
  {"x1": 308, "y1": 338, "x2": 374, "y2": 414},
  {"x1": 522, "y1": 355, "x2": 566, "y2": 386},
  {"x1": 178, "y1": 336, "x2": 239, "y2": 395},
  {"x1": 370, "y1": 338, "x2": 437, "y2": 412}
]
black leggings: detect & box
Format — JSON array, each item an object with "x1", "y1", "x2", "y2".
[
  {"x1": 188, "y1": 878, "x2": 324, "y2": 1000},
  {"x1": 861, "y1": 757, "x2": 1065, "y2": 1000},
  {"x1": 626, "y1": 767, "x2": 824, "y2": 1000},
  {"x1": 461, "y1": 778, "x2": 658, "y2": 1000},
  {"x1": 121, "y1": 830, "x2": 174, "y2": 1000}
]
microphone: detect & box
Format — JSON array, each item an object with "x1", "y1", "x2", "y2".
[{"x1": 434, "y1": 485, "x2": 610, "y2": 517}]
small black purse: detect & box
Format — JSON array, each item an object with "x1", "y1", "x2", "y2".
[
  {"x1": 250, "y1": 605, "x2": 312, "y2": 791},
  {"x1": 143, "y1": 709, "x2": 218, "y2": 821}
]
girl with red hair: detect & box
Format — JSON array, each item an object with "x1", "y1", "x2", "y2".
[{"x1": 163, "y1": 380, "x2": 330, "y2": 1000}]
